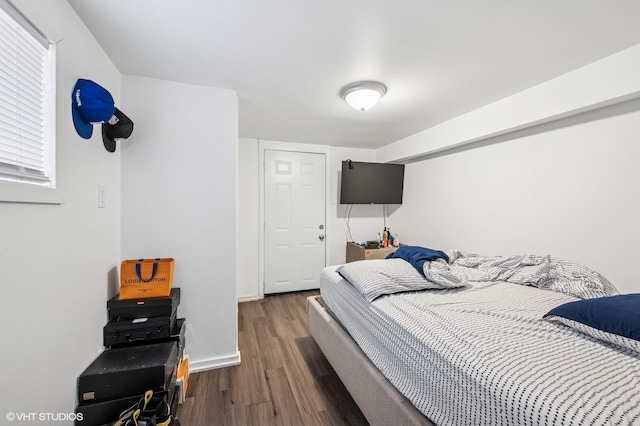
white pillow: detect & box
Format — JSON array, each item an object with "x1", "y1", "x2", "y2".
[{"x1": 337, "y1": 259, "x2": 447, "y2": 302}]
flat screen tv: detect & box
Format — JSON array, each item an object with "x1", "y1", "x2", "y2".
[{"x1": 340, "y1": 160, "x2": 405, "y2": 204}]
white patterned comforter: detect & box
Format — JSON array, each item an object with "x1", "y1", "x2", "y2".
[
  {"x1": 425, "y1": 251, "x2": 618, "y2": 300},
  {"x1": 320, "y1": 265, "x2": 640, "y2": 426}
]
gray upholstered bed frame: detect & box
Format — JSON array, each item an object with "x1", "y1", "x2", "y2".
[{"x1": 307, "y1": 295, "x2": 433, "y2": 426}]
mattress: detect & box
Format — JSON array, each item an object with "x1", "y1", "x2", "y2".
[{"x1": 320, "y1": 265, "x2": 640, "y2": 426}]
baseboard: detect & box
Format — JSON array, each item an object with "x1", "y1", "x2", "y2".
[
  {"x1": 238, "y1": 295, "x2": 262, "y2": 303},
  {"x1": 189, "y1": 351, "x2": 241, "y2": 373}
]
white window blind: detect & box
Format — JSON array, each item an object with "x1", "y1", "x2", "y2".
[{"x1": 0, "y1": 1, "x2": 55, "y2": 187}]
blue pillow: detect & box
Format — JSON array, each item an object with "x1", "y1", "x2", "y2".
[
  {"x1": 544, "y1": 294, "x2": 640, "y2": 353},
  {"x1": 386, "y1": 246, "x2": 449, "y2": 276}
]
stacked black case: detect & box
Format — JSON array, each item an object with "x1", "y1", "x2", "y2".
[
  {"x1": 77, "y1": 342, "x2": 178, "y2": 403},
  {"x1": 104, "y1": 288, "x2": 181, "y2": 348},
  {"x1": 107, "y1": 288, "x2": 181, "y2": 321},
  {"x1": 75, "y1": 288, "x2": 185, "y2": 426}
]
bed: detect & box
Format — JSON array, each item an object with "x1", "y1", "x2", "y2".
[{"x1": 307, "y1": 248, "x2": 640, "y2": 426}]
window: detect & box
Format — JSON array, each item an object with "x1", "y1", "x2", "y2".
[{"x1": 0, "y1": 0, "x2": 55, "y2": 189}]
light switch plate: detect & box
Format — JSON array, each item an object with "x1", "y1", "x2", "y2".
[{"x1": 98, "y1": 185, "x2": 106, "y2": 208}]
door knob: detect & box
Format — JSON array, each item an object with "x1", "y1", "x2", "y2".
[{"x1": 319, "y1": 234, "x2": 325, "y2": 241}]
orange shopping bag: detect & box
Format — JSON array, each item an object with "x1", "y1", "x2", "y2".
[{"x1": 119, "y1": 258, "x2": 174, "y2": 299}]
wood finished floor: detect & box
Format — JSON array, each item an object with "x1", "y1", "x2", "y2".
[{"x1": 176, "y1": 290, "x2": 368, "y2": 426}]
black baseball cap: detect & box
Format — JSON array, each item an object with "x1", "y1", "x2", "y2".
[{"x1": 102, "y1": 108, "x2": 134, "y2": 152}]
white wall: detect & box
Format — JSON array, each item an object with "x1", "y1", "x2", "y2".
[
  {"x1": 389, "y1": 98, "x2": 640, "y2": 294},
  {"x1": 377, "y1": 43, "x2": 640, "y2": 163},
  {"x1": 120, "y1": 76, "x2": 239, "y2": 371},
  {"x1": 237, "y1": 138, "x2": 260, "y2": 300},
  {"x1": 0, "y1": 0, "x2": 121, "y2": 416},
  {"x1": 380, "y1": 44, "x2": 640, "y2": 295}
]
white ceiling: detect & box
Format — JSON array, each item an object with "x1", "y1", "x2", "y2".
[{"x1": 67, "y1": 0, "x2": 640, "y2": 149}]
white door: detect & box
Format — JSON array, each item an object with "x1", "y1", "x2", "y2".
[{"x1": 264, "y1": 149, "x2": 326, "y2": 294}]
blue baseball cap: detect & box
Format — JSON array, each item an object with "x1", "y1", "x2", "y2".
[{"x1": 71, "y1": 79, "x2": 115, "y2": 139}]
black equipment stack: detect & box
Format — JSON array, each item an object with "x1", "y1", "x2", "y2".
[{"x1": 75, "y1": 288, "x2": 185, "y2": 425}]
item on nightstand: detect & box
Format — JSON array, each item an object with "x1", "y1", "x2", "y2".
[
  {"x1": 120, "y1": 258, "x2": 174, "y2": 299},
  {"x1": 364, "y1": 241, "x2": 380, "y2": 249}
]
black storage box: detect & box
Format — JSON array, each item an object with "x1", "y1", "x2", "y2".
[
  {"x1": 75, "y1": 389, "x2": 174, "y2": 426},
  {"x1": 105, "y1": 318, "x2": 185, "y2": 352},
  {"x1": 77, "y1": 342, "x2": 178, "y2": 404},
  {"x1": 172, "y1": 318, "x2": 186, "y2": 360},
  {"x1": 75, "y1": 393, "x2": 141, "y2": 426},
  {"x1": 169, "y1": 383, "x2": 179, "y2": 417},
  {"x1": 107, "y1": 288, "x2": 180, "y2": 321},
  {"x1": 103, "y1": 313, "x2": 176, "y2": 347}
]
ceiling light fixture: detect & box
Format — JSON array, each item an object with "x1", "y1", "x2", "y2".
[{"x1": 340, "y1": 81, "x2": 387, "y2": 111}]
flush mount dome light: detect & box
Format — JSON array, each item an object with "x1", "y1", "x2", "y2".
[{"x1": 340, "y1": 81, "x2": 387, "y2": 111}]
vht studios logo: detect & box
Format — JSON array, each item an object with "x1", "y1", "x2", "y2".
[{"x1": 6, "y1": 412, "x2": 83, "y2": 422}]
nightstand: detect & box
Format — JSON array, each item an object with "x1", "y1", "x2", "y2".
[{"x1": 346, "y1": 241, "x2": 403, "y2": 263}]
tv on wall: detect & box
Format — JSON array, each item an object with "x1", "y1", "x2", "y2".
[{"x1": 340, "y1": 160, "x2": 405, "y2": 204}]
